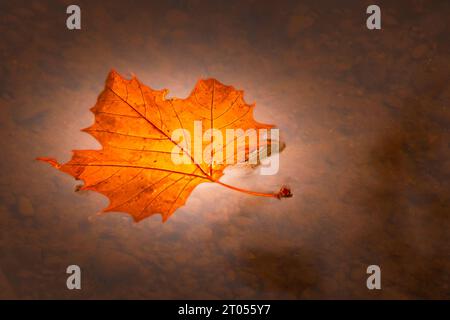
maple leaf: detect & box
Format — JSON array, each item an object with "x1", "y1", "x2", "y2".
[{"x1": 38, "y1": 71, "x2": 292, "y2": 222}]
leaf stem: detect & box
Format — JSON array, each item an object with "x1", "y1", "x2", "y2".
[{"x1": 214, "y1": 180, "x2": 279, "y2": 198}]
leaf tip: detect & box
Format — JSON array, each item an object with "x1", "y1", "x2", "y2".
[
  {"x1": 276, "y1": 185, "x2": 293, "y2": 199},
  {"x1": 132, "y1": 214, "x2": 147, "y2": 223},
  {"x1": 108, "y1": 68, "x2": 119, "y2": 76},
  {"x1": 36, "y1": 157, "x2": 61, "y2": 169},
  {"x1": 161, "y1": 213, "x2": 170, "y2": 223}
]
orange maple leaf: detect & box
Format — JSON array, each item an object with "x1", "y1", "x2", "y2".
[{"x1": 38, "y1": 71, "x2": 292, "y2": 222}]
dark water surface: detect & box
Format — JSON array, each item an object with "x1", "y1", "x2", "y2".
[{"x1": 0, "y1": 0, "x2": 449, "y2": 299}]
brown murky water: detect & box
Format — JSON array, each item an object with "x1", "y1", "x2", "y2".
[{"x1": 0, "y1": 0, "x2": 449, "y2": 299}]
